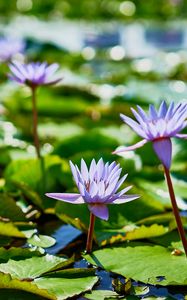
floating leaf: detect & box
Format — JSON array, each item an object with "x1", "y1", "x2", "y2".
[
  {"x1": 0, "y1": 193, "x2": 26, "y2": 221},
  {"x1": 0, "y1": 221, "x2": 25, "y2": 238},
  {"x1": 97, "y1": 224, "x2": 168, "y2": 246},
  {"x1": 85, "y1": 243, "x2": 187, "y2": 286},
  {"x1": 0, "y1": 247, "x2": 41, "y2": 263},
  {"x1": 35, "y1": 269, "x2": 98, "y2": 300},
  {"x1": 0, "y1": 254, "x2": 67, "y2": 279},
  {"x1": 84, "y1": 290, "x2": 121, "y2": 299},
  {"x1": 28, "y1": 235, "x2": 56, "y2": 248},
  {"x1": 0, "y1": 255, "x2": 98, "y2": 300},
  {"x1": 0, "y1": 272, "x2": 54, "y2": 300}
]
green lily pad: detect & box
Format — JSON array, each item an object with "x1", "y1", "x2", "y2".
[
  {"x1": 35, "y1": 269, "x2": 98, "y2": 300},
  {"x1": 85, "y1": 243, "x2": 187, "y2": 286},
  {"x1": 83, "y1": 289, "x2": 121, "y2": 299},
  {"x1": 0, "y1": 254, "x2": 98, "y2": 300},
  {"x1": 0, "y1": 193, "x2": 26, "y2": 222},
  {"x1": 0, "y1": 221, "x2": 25, "y2": 238},
  {"x1": 0, "y1": 247, "x2": 41, "y2": 263},
  {"x1": 96, "y1": 224, "x2": 168, "y2": 246},
  {"x1": 0, "y1": 254, "x2": 67, "y2": 279},
  {"x1": 27, "y1": 235, "x2": 56, "y2": 248},
  {"x1": 0, "y1": 272, "x2": 54, "y2": 300}
]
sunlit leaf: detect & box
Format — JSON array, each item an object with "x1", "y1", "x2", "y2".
[
  {"x1": 0, "y1": 221, "x2": 25, "y2": 238},
  {"x1": 27, "y1": 235, "x2": 56, "y2": 248},
  {"x1": 0, "y1": 272, "x2": 54, "y2": 300},
  {"x1": 85, "y1": 243, "x2": 187, "y2": 286},
  {"x1": 97, "y1": 224, "x2": 168, "y2": 246}
]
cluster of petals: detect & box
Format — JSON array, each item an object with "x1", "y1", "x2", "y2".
[
  {"x1": 0, "y1": 37, "x2": 25, "y2": 62},
  {"x1": 9, "y1": 61, "x2": 62, "y2": 87},
  {"x1": 114, "y1": 101, "x2": 187, "y2": 169},
  {"x1": 46, "y1": 158, "x2": 139, "y2": 220}
]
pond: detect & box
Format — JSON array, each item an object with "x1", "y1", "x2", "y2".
[{"x1": 0, "y1": 1, "x2": 187, "y2": 299}]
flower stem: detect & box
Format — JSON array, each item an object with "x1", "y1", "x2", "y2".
[
  {"x1": 86, "y1": 212, "x2": 95, "y2": 254},
  {"x1": 31, "y1": 86, "x2": 40, "y2": 159},
  {"x1": 164, "y1": 166, "x2": 187, "y2": 256}
]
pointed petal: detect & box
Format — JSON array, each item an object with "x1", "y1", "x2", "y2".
[
  {"x1": 131, "y1": 108, "x2": 147, "y2": 125},
  {"x1": 81, "y1": 159, "x2": 89, "y2": 182},
  {"x1": 137, "y1": 105, "x2": 149, "y2": 121},
  {"x1": 113, "y1": 139, "x2": 148, "y2": 154},
  {"x1": 149, "y1": 104, "x2": 158, "y2": 119},
  {"x1": 165, "y1": 102, "x2": 175, "y2": 120},
  {"x1": 120, "y1": 114, "x2": 147, "y2": 138},
  {"x1": 116, "y1": 185, "x2": 132, "y2": 197},
  {"x1": 89, "y1": 159, "x2": 97, "y2": 181},
  {"x1": 69, "y1": 161, "x2": 79, "y2": 185},
  {"x1": 112, "y1": 194, "x2": 139, "y2": 204},
  {"x1": 45, "y1": 193, "x2": 84, "y2": 204},
  {"x1": 175, "y1": 133, "x2": 187, "y2": 139},
  {"x1": 88, "y1": 204, "x2": 109, "y2": 220},
  {"x1": 158, "y1": 101, "x2": 168, "y2": 118},
  {"x1": 96, "y1": 158, "x2": 104, "y2": 181},
  {"x1": 89, "y1": 181, "x2": 98, "y2": 198},
  {"x1": 152, "y1": 138, "x2": 172, "y2": 169},
  {"x1": 115, "y1": 174, "x2": 128, "y2": 190},
  {"x1": 45, "y1": 63, "x2": 59, "y2": 76}
]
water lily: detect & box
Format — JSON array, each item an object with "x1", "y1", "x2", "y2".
[
  {"x1": 0, "y1": 37, "x2": 25, "y2": 62},
  {"x1": 46, "y1": 158, "x2": 139, "y2": 252},
  {"x1": 9, "y1": 61, "x2": 62, "y2": 88},
  {"x1": 113, "y1": 101, "x2": 187, "y2": 169},
  {"x1": 8, "y1": 61, "x2": 62, "y2": 158},
  {"x1": 113, "y1": 101, "x2": 187, "y2": 256}
]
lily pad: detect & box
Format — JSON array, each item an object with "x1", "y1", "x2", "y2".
[
  {"x1": 0, "y1": 255, "x2": 98, "y2": 300},
  {"x1": 0, "y1": 221, "x2": 25, "y2": 238},
  {"x1": 83, "y1": 289, "x2": 121, "y2": 299},
  {"x1": 27, "y1": 235, "x2": 56, "y2": 248},
  {"x1": 96, "y1": 224, "x2": 168, "y2": 246},
  {"x1": 85, "y1": 243, "x2": 187, "y2": 286},
  {"x1": 0, "y1": 193, "x2": 26, "y2": 221},
  {"x1": 0, "y1": 247, "x2": 41, "y2": 263},
  {"x1": 35, "y1": 269, "x2": 98, "y2": 300},
  {"x1": 0, "y1": 272, "x2": 54, "y2": 300},
  {"x1": 0, "y1": 254, "x2": 67, "y2": 279}
]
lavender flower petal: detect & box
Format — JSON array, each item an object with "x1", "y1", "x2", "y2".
[
  {"x1": 115, "y1": 101, "x2": 187, "y2": 169},
  {"x1": 46, "y1": 159, "x2": 139, "y2": 221},
  {"x1": 120, "y1": 114, "x2": 147, "y2": 138},
  {"x1": 88, "y1": 204, "x2": 109, "y2": 220},
  {"x1": 112, "y1": 194, "x2": 139, "y2": 204},
  {"x1": 175, "y1": 133, "x2": 187, "y2": 139},
  {"x1": 9, "y1": 61, "x2": 62, "y2": 87},
  {"x1": 152, "y1": 138, "x2": 172, "y2": 169},
  {"x1": 113, "y1": 139, "x2": 148, "y2": 154},
  {"x1": 45, "y1": 193, "x2": 84, "y2": 204}
]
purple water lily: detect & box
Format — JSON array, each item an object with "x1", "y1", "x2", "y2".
[
  {"x1": 9, "y1": 61, "x2": 62, "y2": 88},
  {"x1": 46, "y1": 158, "x2": 139, "y2": 253},
  {"x1": 113, "y1": 101, "x2": 187, "y2": 257},
  {"x1": 0, "y1": 37, "x2": 25, "y2": 62},
  {"x1": 113, "y1": 101, "x2": 187, "y2": 169},
  {"x1": 8, "y1": 61, "x2": 62, "y2": 159},
  {"x1": 46, "y1": 158, "x2": 139, "y2": 221}
]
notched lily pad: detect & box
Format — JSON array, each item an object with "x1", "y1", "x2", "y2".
[
  {"x1": 85, "y1": 243, "x2": 187, "y2": 286},
  {"x1": 0, "y1": 252, "x2": 98, "y2": 299}
]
